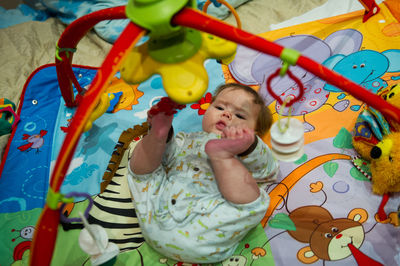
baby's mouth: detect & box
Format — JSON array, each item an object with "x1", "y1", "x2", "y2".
[{"x1": 216, "y1": 121, "x2": 226, "y2": 131}]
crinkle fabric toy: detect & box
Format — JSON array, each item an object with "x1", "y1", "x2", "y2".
[
  {"x1": 148, "y1": 97, "x2": 186, "y2": 117},
  {"x1": 0, "y1": 98, "x2": 19, "y2": 136},
  {"x1": 352, "y1": 84, "x2": 400, "y2": 195}
]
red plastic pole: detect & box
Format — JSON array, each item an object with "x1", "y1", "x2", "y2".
[
  {"x1": 358, "y1": 0, "x2": 381, "y2": 22},
  {"x1": 172, "y1": 8, "x2": 400, "y2": 124},
  {"x1": 30, "y1": 21, "x2": 145, "y2": 266},
  {"x1": 377, "y1": 193, "x2": 390, "y2": 221},
  {"x1": 29, "y1": 206, "x2": 61, "y2": 266},
  {"x1": 56, "y1": 6, "x2": 127, "y2": 107}
]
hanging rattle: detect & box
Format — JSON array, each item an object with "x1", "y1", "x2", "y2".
[
  {"x1": 267, "y1": 48, "x2": 305, "y2": 162},
  {"x1": 59, "y1": 192, "x2": 119, "y2": 266}
]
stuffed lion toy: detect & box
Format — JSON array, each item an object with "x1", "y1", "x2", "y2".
[{"x1": 352, "y1": 83, "x2": 400, "y2": 195}]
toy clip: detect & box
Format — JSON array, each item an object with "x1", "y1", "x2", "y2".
[
  {"x1": 279, "y1": 47, "x2": 301, "y2": 76},
  {"x1": 55, "y1": 45, "x2": 77, "y2": 61},
  {"x1": 46, "y1": 188, "x2": 75, "y2": 210}
]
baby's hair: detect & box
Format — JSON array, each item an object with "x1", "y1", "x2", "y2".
[{"x1": 213, "y1": 83, "x2": 272, "y2": 136}]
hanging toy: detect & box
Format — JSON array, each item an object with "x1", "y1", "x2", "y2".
[
  {"x1": 0, "y1": 98, "x2": 20, "y2": 136},
  {"x1": 267, "y1": 48, "x2": 305, "y2": 162},
  {"x1": 269, "y1": 100, "x2": 305, "y2": 162},
  {"x1": 58, "y1": 192, "x2": 119, "y2": 265},
  {"x1": 78, "y1": 212, "x2": 119, "y2": 266}
]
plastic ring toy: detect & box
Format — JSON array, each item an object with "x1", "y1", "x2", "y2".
[
  {"x1": 202, "y1": 0, "x2": 242, "y2": 29},
  {"x1": 266, "y1": 68, "x2": 305, "y2": 108}
]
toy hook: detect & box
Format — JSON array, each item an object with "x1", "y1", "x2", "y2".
[
  {"x1": 46, "y1": 188, "x2": 75, "y2": 210},
  {"x1": 279, "y1": 47, "x2": 300, "y2": 76}
]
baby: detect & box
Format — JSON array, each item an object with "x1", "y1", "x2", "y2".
[{"x1": 128, "y1": 83, "x2": 279, "y2": 263}]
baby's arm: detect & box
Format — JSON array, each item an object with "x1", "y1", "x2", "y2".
[
  {"x1": 129, "y1": 98, "x2": 185, "y2": 175},
  {"x1": 205, "y1": 126, "x2": 260, "y2": 204}
]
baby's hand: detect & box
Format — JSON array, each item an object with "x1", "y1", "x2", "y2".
[
  {"x1": 205, "y1": 126, "x2": 255, "y2": 160},
  {"x1": 147, "y1": 110, "x2": 173, "y2": 140},
  {"x1": 147, "y1": 97, "x2": 185, "y2": 140}
]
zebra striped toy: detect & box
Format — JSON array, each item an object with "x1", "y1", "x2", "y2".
[{"x1": 61, "y1": 123, "x2": 149, "y2": 252}]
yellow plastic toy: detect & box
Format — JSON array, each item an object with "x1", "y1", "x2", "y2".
[
  {"x1": 84, "y1": 93, "x2": 114, "y2": 132},
  {"x1": 120, "y1": 31, "x2": 237, "y2": 104}
]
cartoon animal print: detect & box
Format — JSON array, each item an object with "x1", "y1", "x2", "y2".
[
  {"x1": 229, "y1": 29, "x2": 364, "y2": 132},
  {"x1": 61, "y1": 125, "x2": 149, "y2": 252},
  {"x1": 11, "y1": 225, "x2": 35, "y2": 242},
  {"x1": 266, "y1": 182, "x2": 382, "y2": 265},
  {"x1": 11, "y1": 225, "x2": 35, "y2": 263},
  {"x1": 323, "y1": 49, "x2": 400, "y2": 93},
  {"x1": 17, "y1": 130, "x2": 47, "y2": 152}
]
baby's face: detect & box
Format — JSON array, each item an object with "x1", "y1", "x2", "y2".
[{"x1": 202, "y1": 87, "x2": 260, "y2": 134}]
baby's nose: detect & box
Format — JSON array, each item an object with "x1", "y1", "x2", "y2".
[{"x1": 222, "y1": 111, "x2": 232, "y2": 119}]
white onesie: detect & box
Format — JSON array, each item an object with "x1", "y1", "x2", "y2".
[{"x1": 128, "y1": 131, "x2": 278, "y2": 263}]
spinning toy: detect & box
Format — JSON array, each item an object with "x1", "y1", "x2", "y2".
[{"x1": 28, "y1": 0, "x2": 400, "y2": 265}]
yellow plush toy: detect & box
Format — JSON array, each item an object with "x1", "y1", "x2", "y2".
[{"x1": 352, "y1": 83, "x2": 400, "y2": 195}]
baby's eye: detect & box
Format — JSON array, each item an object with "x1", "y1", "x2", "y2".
[
  {"x1": 215, "y1": 106, "x2": 224, "y2": 110},
  {"x1": 236, "y1": 114, "x2": 245, "y2": 119}
]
